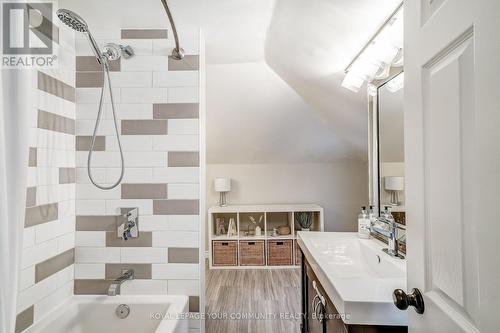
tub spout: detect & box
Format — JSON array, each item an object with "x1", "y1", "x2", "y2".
[{"x1": 108, "y1": 269, "x2": 134, "y2": 296}]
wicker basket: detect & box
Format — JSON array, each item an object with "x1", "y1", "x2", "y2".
[
  {"x1": 294, "y1": 240, "x2": 302, "y2": 266},
  {"x1": 213, "y1": 241, "x2": 238, "y2": 266},
  {"x1": 239, "y1": 240, "x2": 265, "y2": 266},
  {"x1": 267, "y1": 240, "x2": 293, "y2": 266}
]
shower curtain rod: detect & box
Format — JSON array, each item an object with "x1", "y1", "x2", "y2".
[{"x1": 160, "y1": 0, "x2": 185, "y2": 60}]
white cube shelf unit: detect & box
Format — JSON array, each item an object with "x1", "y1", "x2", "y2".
[{"x1": 208, "y1": 204, "x2": 324, "y2": 269}]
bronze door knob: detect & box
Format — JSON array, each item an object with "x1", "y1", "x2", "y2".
[{"x1": 393, "y1": 288, "x2": 425, "y2": 314}]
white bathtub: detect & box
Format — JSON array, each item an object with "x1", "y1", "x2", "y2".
[{"x1": 24, "y1": 295, "x2": 189, "y2": 333}]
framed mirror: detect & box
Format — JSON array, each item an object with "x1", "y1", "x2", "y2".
[
  {"x1": 378, "y1": 72, "x2": 405, "y2": 212},
  {"x1": 369, "y1": 70, "x2": 406, "y2": 249}
]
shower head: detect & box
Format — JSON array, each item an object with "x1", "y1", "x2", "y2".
[
  {"x1": 56, "y1": 9, "x2": 88, "y2": 33},
  {"x1": 56, "y1": 8, "x2": 102, "y2": 62}
]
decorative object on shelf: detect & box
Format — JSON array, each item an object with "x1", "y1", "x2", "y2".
[
  {"x1": 246, "y1": 215, "x2": 263, "y2": 236},
  {"x1": 255, "y1": 225, "x2": 262, "y2": 236},
  {"x1": 272, "y1": 228, "x2": 278, "y2": 237},
  {"x1": 215, "y1": 218, "x2": 221, "y2": 236},
  {"x1": 385, "y1": 176, "x2": 404, "y2": 206},
  {"x1": 278, "y1": 225, "x2": 291, "y2": 235},
  {"x1": 227, "y1": 218, "x2": 237, "y2": 237},
  {"x1": 296, "y1": 212, "x2": 313, "y2": 231},
  {"x1": 216, "y1": 218, "x2": 226, "y2": 236},
  {"x1": 214, "y1": 177, "x2": 231, "y2": 207}
]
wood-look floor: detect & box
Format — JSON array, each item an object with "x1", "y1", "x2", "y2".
[{"x1": 205, "y1": 263, "x2": 302, "y2": 333}]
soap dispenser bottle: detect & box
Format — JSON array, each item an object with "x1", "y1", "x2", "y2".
[
  {"x1": 358, "y1": 206, "x2": 370, "y2": 239},
  {"x1": 382, "y1": 206, "x2": 393, "y2": 220},
  {"x1": 368, "y1": 205, "x2": 377, "y2": 228}
]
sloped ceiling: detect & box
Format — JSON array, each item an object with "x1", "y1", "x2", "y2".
[
  {"x1": 207, "y1": 62, "x2": 358, "y2": 163},
  {"x1": 204, "y1": 0, "x2": 401, "y2": 163}
]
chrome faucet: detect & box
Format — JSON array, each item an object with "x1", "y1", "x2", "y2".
[
  {"x1": 107, "y1": 269, "x2": 134, "y2": 296},
  {"x1": 371, "y1": 209, "x2": 404, "y2": 259}
]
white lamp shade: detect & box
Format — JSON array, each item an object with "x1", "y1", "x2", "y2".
[
  {"x1": 385, "y1": 176, "x2": 404, "y2": 191},
  {"x1": 214, "y1": 177, "x2": 231, "y2": 192}
]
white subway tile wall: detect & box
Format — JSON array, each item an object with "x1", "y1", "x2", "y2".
[
  {"x1": 73, "y1": 28, "x2": 201, "y2": 332},
  {"x1": 17, "y1": 26, "x2": 201, "y2": 333}
]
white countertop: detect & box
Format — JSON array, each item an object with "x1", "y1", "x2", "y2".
[{"x1": 298, "y1": 231, "x2": 408, "y2": 326}]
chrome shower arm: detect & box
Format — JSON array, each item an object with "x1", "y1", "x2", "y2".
[{"x1": 159, "y1": 0, "x2": 184, "y2": 60}]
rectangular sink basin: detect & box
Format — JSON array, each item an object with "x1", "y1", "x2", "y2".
[{"x1": 298, "y1": 231, "x2": 408, "y2": 326}]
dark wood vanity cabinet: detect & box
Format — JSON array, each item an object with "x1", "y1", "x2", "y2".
[
  {"x1": 300, "y1": 249, "x2": 407, "y2": 333},
  {"x1": 302, "y1": 254, "x2": 347, "y2": 333}
]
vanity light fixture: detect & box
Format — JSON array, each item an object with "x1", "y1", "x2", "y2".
[{"x1": 342, "y1": 2, "x2": 404, "y2": 93}]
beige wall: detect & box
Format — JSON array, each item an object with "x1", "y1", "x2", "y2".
[{"x1": 206, "y1": 162, "x2": 369, "y2": 249}]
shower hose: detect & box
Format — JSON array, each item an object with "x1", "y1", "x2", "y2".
[{"x1": 87, "y1": 57, "x2": 124, "y2": 190}]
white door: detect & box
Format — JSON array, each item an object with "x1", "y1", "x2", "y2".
[{"x1": 404, "y1": 0, "x2": 500, "y2": 332}]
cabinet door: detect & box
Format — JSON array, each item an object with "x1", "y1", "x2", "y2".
[
  {"x1": 324, "y1": 300, "x2": 347, "y2": 333},
  {"x1": 307, "y1": 275, "x2": 324, "y2": 333}
]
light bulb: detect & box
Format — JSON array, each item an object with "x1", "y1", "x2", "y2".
[{"x1": 341, "y1": 73, "x2": 364, "y2": 92}]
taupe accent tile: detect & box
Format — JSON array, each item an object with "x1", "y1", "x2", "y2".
[
  {"x1": 168, "y1": 55, "x2": 199, "y2": 71},
  {"x1": 76, "y1": 56, "x2": 120, "y2": 71},
  {"x1": 105, "y1": 263, "x2": 151, "y2": 279},
  {"x1": 38, "y1": 71, "x2": 75, "y2": 102},
  {"x1": 25, "y1": 203, "x2": 58, "y2": 227},
  {"x1": 76, "y1": 136, "x2": 105, "y2": 151},
  {"x1": 153, "y1": 200, "x2": 199, "y2": 215},
  {"x1": 35, "y1": 248, "x2": 75, "y2": 283},
  {"x1": 26, "y1": 187, "x2": 36, "y2": 207},
  {"x1": 76, "y1": 72, "x2": 103, "y2": 88},
  {"x1": 76, "y1": 216, "x2": 118, "y2": 231},
  {"x1": 168, "y1": 152, "x2": 199, "y2": 167},
  {"x1": 15, "y1": 305, "x2": 34, "y2": 333},
  {"x1": 121, "y1": 29, "x2": 168, "y2": 39},
  {"x1": 106, "y1": 231, "x2": 152, "y2": 247},
  {"x1": 74, "y1": 279, "x2": 112, "y2": 295},
  {"x1": 121, "y1": 184, "x2": 167, "y2": 199},
  {"x1": 38, "y1": 110, "x2": 75, "y2": 135},
  {"x1": 168, "y1": 247, "x2": 199, "y2": 263},
  {"x1": 121, "y1": 120, "x2": 167, "y2": 135},
  {"x1": 28, "y1": 147, "x2": 37, "y2": 167},
  {"x1": 189, "y1": 296, "x2": 199, "y2": 312},
  {"x1": 153, "y1": 103, "x2": 199, "y2": 119},
  {"x1": 59, "y1": 167, "x2": 76, "y2": 184}
]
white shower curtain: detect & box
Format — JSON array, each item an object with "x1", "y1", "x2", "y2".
[{"x1": 0, "y1": 70, "x2": 30, "y2": 333}]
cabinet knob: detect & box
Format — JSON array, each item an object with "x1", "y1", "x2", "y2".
[{"x1": 393, "y1": 288, "x2": 425, "y2": 314}]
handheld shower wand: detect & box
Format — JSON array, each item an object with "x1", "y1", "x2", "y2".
[
  {"x1": 57, "y1": 9, "x2": 102, "y2": 62},
  {"x1": 57, "y1": 9, "x2": 126, "y2": 190}
]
